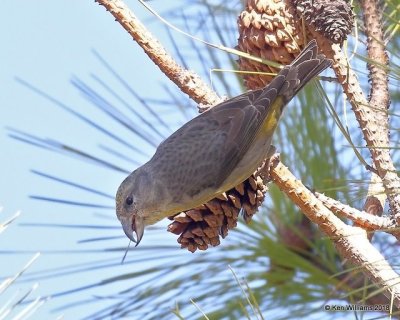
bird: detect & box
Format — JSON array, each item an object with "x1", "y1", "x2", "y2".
[{"x1": 116, "y1": 39, "x2": 331, "y2": 246}]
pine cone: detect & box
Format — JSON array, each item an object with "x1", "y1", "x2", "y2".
[
  {"x1": 237, "y1": 0, "x2": 305, "y2": 89},
  {"x1": 291, "y1": 0, "x2": 354, "y2": 45},
  {"x1": 237, "y1": 0, "x2": 353, "y2": 90},
  {"x1": 168, "y1": 171, "x2": 269, "y2": 252}
]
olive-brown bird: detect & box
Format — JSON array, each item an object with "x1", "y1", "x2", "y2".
[{"x1": 116, "y1": 40, "x2": 331, "y2": 246}]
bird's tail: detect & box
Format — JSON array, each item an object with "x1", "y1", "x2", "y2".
[{"x1": 276, "y1": 39, "x2": 331, "y2": 104}]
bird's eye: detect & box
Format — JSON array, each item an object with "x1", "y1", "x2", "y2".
[{"x1": 126, "y1": 196, "x2": 133, "y2": 206}]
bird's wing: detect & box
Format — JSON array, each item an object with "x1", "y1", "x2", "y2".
[
  {"x1": 208, "y1": 87, "x2": 280, "y2": 188},
  {"x1": 150, "y1": 87, "x2": 279, "y2": 201}
]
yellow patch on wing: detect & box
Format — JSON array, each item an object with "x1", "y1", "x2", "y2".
[{"x1": 258, "y1": 96, "x2": 284, "y2": 138}]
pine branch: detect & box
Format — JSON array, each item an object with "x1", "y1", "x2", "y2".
[
  {"x1": 311, "y1": 31, "x2": 400, "y2": 221},
  {"x1": 269, "y1": 155, "x2": 400, "y2": 308},
  {"x1": 360, "y1": 0, "x2": 391, "y2": 230},
  {"x1": 95, "y1": 0, "x2": 222, "y2": 107},
  {"x1": 314, "y1": 192, "x2": 395, "y2": 231}
]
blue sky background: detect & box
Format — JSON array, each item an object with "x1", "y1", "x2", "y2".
[{"x1": 0, "y1": 1, "x2": 217, "y2": 318}]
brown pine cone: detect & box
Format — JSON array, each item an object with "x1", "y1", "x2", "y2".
[
  {"x1": 237, "y1": 0, "x2": 352, "y2": 90},
  {"x1": 237, "y1": 0, "x2": 305, "y2": 90},
  {"x1": 291, "y1": 0, "x2": 354, "y2": 45},
  {"x1": 168, "y1": 171, "x2": 269, "y2": 252}
]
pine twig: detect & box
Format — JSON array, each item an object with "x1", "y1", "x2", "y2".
[
  {"x1": 269, "y1": 155, "x2": 400, "y2": 307},
  {"x1": 360, "y1": 0, "x2": 391, "y2": 228},
  {"x1": 95, "y1": 0, "x2": 222, "y2": 107},
  {"x1": 311, "y1": 31, "x2": 400, "y2": 221},
  {"x1": 314, "y1": 192, "x2": 395, "y2": 231}
]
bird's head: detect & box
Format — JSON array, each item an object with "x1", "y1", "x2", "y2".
[{"x1": 116, "y1": 169, "x2": 153, "y2": 246}]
